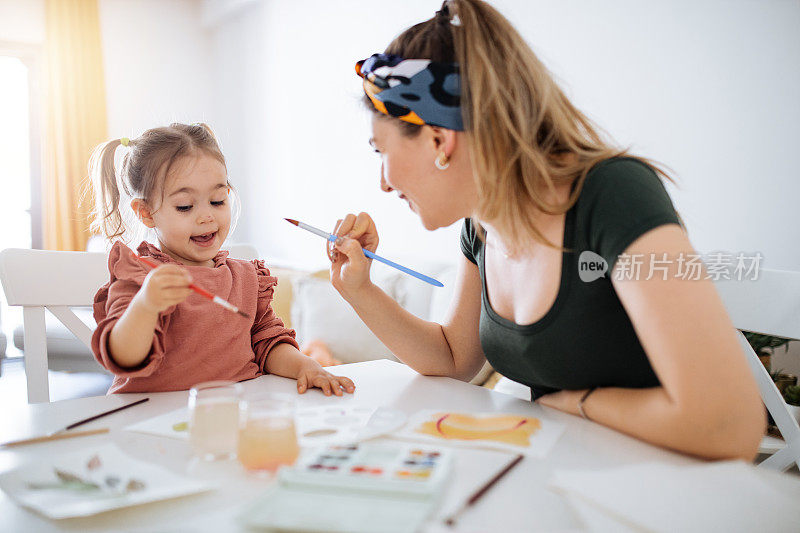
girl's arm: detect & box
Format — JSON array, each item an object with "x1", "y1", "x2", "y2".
[
  {"x1": 537, "y1": 224, "x2": 766, "y2": 460},
  {"x1": 265, "y1": 342, "x2": 355, "y2": 396},
  {"x1": 107, "y1": 265, "x2": 192, "y2": 368},
  {"x1": 330, "y1": 213, "x2": 487, "y2": 382}
]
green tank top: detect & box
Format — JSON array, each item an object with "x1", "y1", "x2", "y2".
[{"x1": 461, "y1": 157, "x2": 681, "y2": 400}]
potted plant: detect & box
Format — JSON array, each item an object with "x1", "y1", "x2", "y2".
[
  {"x1": 742, "y1": 331, "x2": 793, "y2": 372},
  {"x1": 783, "y1": 385, "x2": 800, "y2": 424}
]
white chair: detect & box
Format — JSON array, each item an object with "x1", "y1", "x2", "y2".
[
  {"x1": 0, "y1": 243, "x2": 260, "y2": 404},
  {"x1": 715, "y1": 268, "x2": 800, "y2": 472}
]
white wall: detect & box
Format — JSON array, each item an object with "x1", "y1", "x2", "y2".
[
  {"x1": 207, "y1": 0, "x2": 800, "y2": 273},
  {"x1": 208, "y1": 0, "x2": 464, "y2": 270},
  {"x1": 99, "y1": 0, "x2": 215, "y2": 140},
  {"x1": 0, "y1": 0, "x2": 225, "y2": 239},
  {"x1": 3, "y1": 0, "x2": 799, "y2": 273},
  {"x1": 0, "y1": 0, "x2": 44, "y2": 44},
  {"x1": 0, "y1": 0, "x2": 216, "y2": 177}
]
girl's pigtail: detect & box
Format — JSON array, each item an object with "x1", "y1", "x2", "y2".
[{"x1": 89, "y1": 139, "x2": 126, "y2": 241}]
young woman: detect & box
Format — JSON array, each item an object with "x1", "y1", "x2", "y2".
[{"x1": 328, "y1": 0, "x2": 764, "y2": 460}]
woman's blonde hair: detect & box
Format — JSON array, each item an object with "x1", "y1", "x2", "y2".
[
  {"x1": 88, "y1": 122, "x2": 239, "y2": 242},
  {"x1": 371, "y1": 0, "x2": 672, "y2": 253}
]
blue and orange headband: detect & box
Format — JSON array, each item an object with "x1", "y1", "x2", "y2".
[{"x1": 356, "y1": 53, "x2": 463, "y2": 131}]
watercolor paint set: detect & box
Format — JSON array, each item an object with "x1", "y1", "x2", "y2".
[{"x1": 238, "y1": 443, "x2": 452, "y2": 533}]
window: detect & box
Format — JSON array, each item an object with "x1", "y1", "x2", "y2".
[
  {"x1": 0, "y1": 46, "x2": 42, "y2": 358},
  {"x1": 0, "y1": 56, "x2": 33, "y2": 250}
]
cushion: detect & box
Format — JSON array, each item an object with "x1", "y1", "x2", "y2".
[
  {"x1": 291, "y1": 270, "x2": 401, "y2": 365},
  {"x1": 268, "y1": 266, "x2": 316, "y2": 329}
]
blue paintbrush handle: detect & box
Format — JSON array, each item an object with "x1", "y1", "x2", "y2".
[
  {"x1": 326, "y1": 234, "x2": 443, "y2": 287},
  {"x1": 362, "y1": 249, "x2": 444, "y2": 287}
]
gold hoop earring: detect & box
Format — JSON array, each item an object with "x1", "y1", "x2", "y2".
[{"x1": 435, "y1": 152, "x2": 450, "y2": 170}]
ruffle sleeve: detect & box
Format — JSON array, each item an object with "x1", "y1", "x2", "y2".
[
  {"x1": 91, "y1": 241, "x2": 175, "y2": 378},
  {"x1": 250, "y1": 259, "x2": 298, "y2": 372}
]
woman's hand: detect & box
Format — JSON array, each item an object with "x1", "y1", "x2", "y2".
[
  {"x1": 328, "y1": 212, "x2": 380, "y2": 300},
  {"x1": 296, "y1": 357, "x2": 355, "y2": 396},
  {"x1": 133, "y1": 265, "x2": 193, "y2": 315}
]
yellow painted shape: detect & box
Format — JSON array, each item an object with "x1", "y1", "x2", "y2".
[{"x1": 415, "y1": 412, "x2": 541, "y2": 447}]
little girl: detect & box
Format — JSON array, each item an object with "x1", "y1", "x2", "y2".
[{"x1": 88, "y1": 122, "x2": 355, "y2": 396}]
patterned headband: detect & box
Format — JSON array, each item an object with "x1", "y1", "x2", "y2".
[{"x1": 355, "y1": 53, "x2": 463, "y2": 131}]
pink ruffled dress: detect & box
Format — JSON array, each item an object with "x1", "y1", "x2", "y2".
[{"x1": 91, "y1": 241, "x2": 298, "y2": 393}]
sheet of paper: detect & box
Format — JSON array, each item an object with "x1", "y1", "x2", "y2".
[
  {"x1": 124, "y1": 407, "x2": 191, "y2": 440},
  {"x1": 0, "y1": 444, "x2": 213, "y2": 519},
  {"x1": 393, "y1": 410, "x2": 565, "y2": 457},
  {"x1": 548, "y1": 461, "x2": 800, "y2": 533},
  {"x1": 124, "y1": 405, "x2": 407, "y2": 447}
]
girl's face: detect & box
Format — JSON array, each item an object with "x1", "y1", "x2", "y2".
[
  {"x1": 144, "y1": 154, "x2": 231, "y2": 267},
  {"x1": 370, "y1": 116, "x2": 475, "y2": 230}
]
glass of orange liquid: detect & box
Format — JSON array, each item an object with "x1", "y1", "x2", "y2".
[
  {"x1": 238, "y1": 394, "x2": 299, "y2": 473},
  {"x1": 188, "y1": 381, "x2": 242, "y2": 461}
]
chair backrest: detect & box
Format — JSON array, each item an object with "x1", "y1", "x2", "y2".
[
  {"x1": 0, "y1": 248, "x2": 109, "y2": 307},
  {"x1": 0, "y1": 244, "x2": 260, "y2": 306},
  {"x1": 0, "y1": 243, "x2": 260, "y2": 403},
  {"x1": 715, "y1": 269, "x2": 800, "y2": 340},
  {"x1": 0, "y1": 248, "x2": 110, "y2": 403},
  {"x1": 714, "y1": 268, "x2": 800, "y2": 471}
]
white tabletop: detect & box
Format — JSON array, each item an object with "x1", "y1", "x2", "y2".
[{"x1": 0, "y1": 360, "x2": 776, "y2": 532}]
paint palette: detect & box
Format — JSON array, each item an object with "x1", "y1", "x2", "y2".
[
  {"x1": 238, "y1": 443, "x2": 452, "y2": 533},
  {"x1": 295, "y1": 405, "x2": 407, "y2": 447},
  {"x1": 286, "y1": 443, "x2": 452, "y2": 494}
]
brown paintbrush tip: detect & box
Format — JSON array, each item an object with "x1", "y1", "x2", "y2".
[
  {"x1": 238, "y1": 309, "x2": 253, "y2": 320},
  {"x1": 284, "y1": 218, "x2": 299, "y2": 226}
]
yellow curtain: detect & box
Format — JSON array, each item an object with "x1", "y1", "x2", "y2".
[{"x1": 43, "y1": 0, "x2": 107, "y2": 251}]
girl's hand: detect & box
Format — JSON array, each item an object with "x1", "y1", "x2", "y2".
[
  {"x1": 328, "y1": 212, "x2": 379, "y2": 299},
  {"x1": 133, "y1": 264, "x2": 193, "y2": 315},
  {"x1": 296, "y1": 358, "x2": 355, "y2": 396}
]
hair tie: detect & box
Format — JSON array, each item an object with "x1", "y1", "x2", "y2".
[
  {"x1": 435, "y1": 1, "x2": 459, "y2": 25},
  {"x1": 120, "y1": 137, "x2": 130, "y2": 147}
]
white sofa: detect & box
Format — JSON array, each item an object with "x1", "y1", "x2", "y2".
[{"x1": 0, "y1": 304, "x2": 7, "y2": 373}]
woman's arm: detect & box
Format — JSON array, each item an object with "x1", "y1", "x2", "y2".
[
  {"x1": 331, "y1": 213, "x2": 486, "y2": 381},
  {"x1": 538, "y1": 224, "x2": 766, "y2": 460}
]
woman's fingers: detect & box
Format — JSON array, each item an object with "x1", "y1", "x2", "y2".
[
  {"x1": 334, "y1": 237, "x2": 369, "y2": 269},
  {"x1": 351, "y1": 212, "x2": 372, "y2": 238},
  {"x1": 328, "y1": 218, "x2": 343, "y2": 262},
  {"x1": 340, "y1": 212, "x2": 378, "y2": 252},
  {"x1": 336, "y1": 213, "x2": 357, "y2": 238}
]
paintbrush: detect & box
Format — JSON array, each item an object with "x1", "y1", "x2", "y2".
[
  {"x1": 0, "y1": 398, "x2": 150, "y2": 448},
  {"x1": 284, "y1": 218, "x2": 444, "y2": 287},
  {"x1": 137, "y1": 256, "x2": 252, "y2": 319},
  {"x1": 444, "y1": 453, "x2": 524, "y2": 527}
]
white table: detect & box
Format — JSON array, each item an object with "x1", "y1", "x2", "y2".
[{"x1": 0, "y1": 360, "x2": 780, "y2": 532}]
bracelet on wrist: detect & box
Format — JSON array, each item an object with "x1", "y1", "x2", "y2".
[{"x1": 578, "y1": 387, "x2": 597, "y2": 420}]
